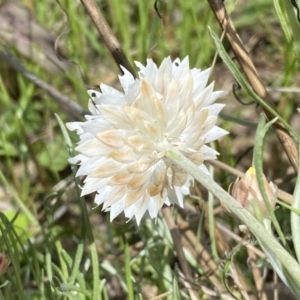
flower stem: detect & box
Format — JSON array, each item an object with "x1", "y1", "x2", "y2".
[{"x1": 158, "y1": 140, "x2": 300, "y2": 291}]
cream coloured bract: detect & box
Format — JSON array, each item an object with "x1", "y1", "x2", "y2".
[{"x1": 67, "y1": 57, "x2": 227, "y2": 225}]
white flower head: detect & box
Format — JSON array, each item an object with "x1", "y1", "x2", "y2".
[{"x1": 67, "y1": 56, "x2": 227, "y2": 225}]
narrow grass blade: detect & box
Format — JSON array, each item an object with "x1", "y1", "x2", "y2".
[
  {"x1": 122, "y1": 233, "x2": 134, "y2": 300},
  {"x1": 253, "y1": 115, "x2": 287, "y2": 245}
]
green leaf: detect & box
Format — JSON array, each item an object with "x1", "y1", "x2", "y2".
[{"x1": 37, "y1": 136, "x2": 69, "y2": 172}]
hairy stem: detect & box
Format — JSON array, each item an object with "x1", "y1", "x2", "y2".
[{"x1": 158, "y1": 140, "x2": 300, "y2": 293}]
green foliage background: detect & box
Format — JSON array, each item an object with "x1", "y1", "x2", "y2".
[{"x1": 0, "y1": 0, "x2": 299, "y2": 299}]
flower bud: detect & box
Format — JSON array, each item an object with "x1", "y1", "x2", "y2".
[
  {"x1": 0, "y1": 253, "x2": 10, "y2": 276},
  {"x1": 229, "y1": 167, "x2": 277, "y2": 220}
]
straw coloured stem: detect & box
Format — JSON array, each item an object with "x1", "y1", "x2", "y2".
[{"x1": 292, "y1": 139, "x2": 300, "y2": 263}]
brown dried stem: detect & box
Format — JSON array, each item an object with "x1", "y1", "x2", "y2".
[
  {"x1": 80, "y1": 0, "x2": 135, "y2": 77},
  {"x1": 207, "y1": 0, "x2": 299, "y2": 173},
  {"x1": 0, "y1": 49, "x2": 87, "y2": 118},
  {"x1": 203, "y1": 210, "x2": 252, "y2": 298},
  {"x1": 247, "y1": 249, "x2": 268, "y2": 300},
  {"x1": 177, "y1": 217, "x2": 225, "y2": 291}
]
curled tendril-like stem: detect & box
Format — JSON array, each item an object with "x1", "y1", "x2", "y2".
[
  {"x1": 235, "y1": 145, "x2": 254, "y2": 166},
  {"x1": 291, "y1": 0, "x2": 300, "y2": 23},
  {"x1": 232, "y1": 82, "x2": 255, "y2": 106},
  {"x1": 154, "y1": 0, "x2": 162, "y2": 19}
]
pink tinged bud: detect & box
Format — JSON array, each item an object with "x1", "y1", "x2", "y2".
[
  {"x1": 229, "y1": 167, "x2": 277, "y2": 219},
  {"x1": 0, "y1": 253, "x2": 11, "y2": 276}
]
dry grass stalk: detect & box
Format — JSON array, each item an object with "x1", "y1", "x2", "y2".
[{"x1": 207, "y1": 0, "x2": 299, "y2": 173}]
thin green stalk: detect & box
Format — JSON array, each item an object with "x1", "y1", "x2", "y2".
[
  {"x1": 56, "y1": 114, "x2": 101, "y2": 300},
  {"x1": 46, "y1": 250, "x2": 53, "y2": 281},
  {"x1": 90, "y1": 242, "x2": 101, "y2": 300},
  {"x1": 55, "y1": 242, "x2": 69, "y2": 281},
  {"x1": 44, "y1": 281, "x2": 56, "y2": 300},
  {"x1": 0, "y1": 76, "x2": 11, "y2": 107},
  {"x1": 0, "y1": 214, "x2": 26, "y2": 300},
  {"x1": 59, "y1": 283, "x2": 92, "y2": 297},
  {"x1": 61, "y1": 250, "x2": 73, "y2": 269},
  {"x1": 110, "y1": 0, "x2": 131, "y2": 62},
  {"x1": 221, "y1": 244, "x2": 242, "y2": 300},
  {"x1": 122, "y1": 233, "x2": 134, "y2": 300},
  {"x1": 50, "y1": 263, "x2": 65, "y2": 280},
  {"x1": 219, "y1": 113, "x2": 257, "y2": 128},
  {"x1": 0, "y1": 169, "x2": 38, "y2": 228},
  {"x1": 69, "y1": 242, "x2": 84, "y2": 285},
  {"x1": 136, "y1": 0, "x2": 148, "y2": 59},
  {"x1": 282, "y1": 0, "x2": 300, "y2": 61},
  {"x1": 253, "y1": 115, "x2": 287, "y2": 247},
  {"x1": 44, "y1": 195, "x2": 69, "y2": 281},
  {"x1": 276, "y1": 199, "x2": 300, "y2": 214},
  {"x1": 273, "y1": 0, "x2": 292, "y2": 42}
]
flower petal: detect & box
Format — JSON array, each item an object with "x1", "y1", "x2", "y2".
[
  {"x1": 91, "y1": 159, "x2": 124, "y2": 177},
  {"x1": 67, "y1": 56, "x2": 227, "y2": 225},
  {"x1": 96, "y1": 129, "x2": 127, "y2": 148}
]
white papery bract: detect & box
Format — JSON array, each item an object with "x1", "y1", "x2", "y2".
[{"x1": 67, "y1": 57, "x2": 227, "y2": 225}]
